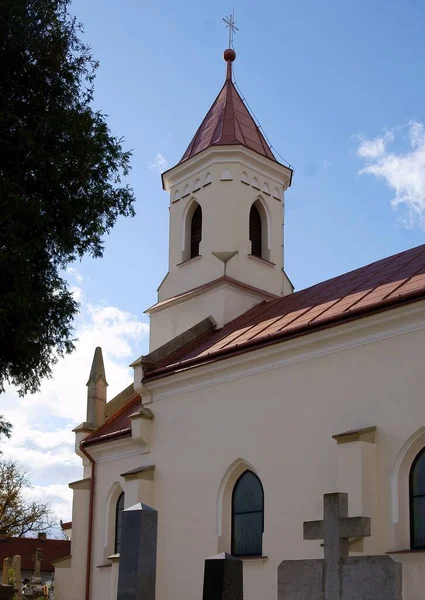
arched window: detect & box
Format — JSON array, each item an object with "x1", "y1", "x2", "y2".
[
  {"x1": 410, "y1": 448, "x2": 425, "y2": 548},
  {"x1": 115, "y1": 492, "x2": 124, "y2": 554},
  {"x1": 190, "y1": 204, "x2": 202, "y2": 259},
  {"x1": 249, "y1": 204, "x2": 262, "y2": 258},
  {"x1": 232, "y1": 470, "x2": 264, "y2": 557}
]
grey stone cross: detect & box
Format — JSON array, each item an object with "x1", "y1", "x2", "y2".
[
  {"x1": 33, "y1": 549, "x2": 42, "y2": 578},
  {"x1": 303, "y1": 493, "x2": 371, "y2": 600}
]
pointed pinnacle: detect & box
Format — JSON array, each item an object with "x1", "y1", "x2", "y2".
[{"x1": 86, "y1": 346, "x2": 108, "y2": 386}]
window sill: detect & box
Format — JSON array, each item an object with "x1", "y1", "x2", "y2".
[
  {"x1": 176, "y1": 255, "x2": 202, "y2": 267},
  {"x1": 386, "y1": 549, "x2": 425, "y2": 554},
  {"x1": 236, "y1": 555, "x2": 268, "y2": 562},
  {"x1": 248, "y1": 254, "x2": 275, "y2": 268},
  {"x1": 96, "y1": 563, "x2": 112, "y2": 569},
  {"x1": 106, "y1": 553, "x2": 120, "y2": 562}
]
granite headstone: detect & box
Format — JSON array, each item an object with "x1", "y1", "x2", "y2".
[
  {"x1": 117, "y1": 502, "x2": 158, "y2": 600},
  {"x1": 202, "y1": 553, "x2": 243, "y2": 600}
]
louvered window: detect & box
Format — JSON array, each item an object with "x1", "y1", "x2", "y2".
[
  {"x1": 249, "y1": 204, "x2": 262, "y2": 258},
  {"x1": 190, "y1": 205, "x2": 202, "y2": 258}
]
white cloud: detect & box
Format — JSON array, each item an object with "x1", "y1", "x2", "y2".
[
  {"x1": 356, "y1": 131, "x2": 394, "y2": 158},
  {"x1": 0, "y1": 280, "x2": 150, "y2": 522},
  {"x1": 148, "y1": 153, "x2": 168, "y2": 172},
  {"x1": 356, "y1": 121, "x2": 425, "y2": 227}
]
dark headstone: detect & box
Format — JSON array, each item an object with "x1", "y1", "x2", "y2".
[
  {"x1": 117, "y1": 503, "x2": 158, "y2": 600},
  {"x1": 0, "y1": 585, "x2": 14, "y2": 600},
  {"x1": 202, "y1": 553, "x2": 243, "y2": 600}
]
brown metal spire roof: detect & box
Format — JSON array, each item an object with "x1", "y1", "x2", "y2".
[{"x1": 180, "y1": 49, "x2": 277, "y2": 164}]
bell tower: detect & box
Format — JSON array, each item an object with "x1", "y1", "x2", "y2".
[{"x1": 147, "y1": 47, "x2": 293, "y2": 351}]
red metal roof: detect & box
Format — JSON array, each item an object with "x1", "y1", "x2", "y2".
[
  {"x1": 180, "y1": 72, "x2": 277, "y2": 164},
  {"x1": 144, "y1": 243, "x2": 425, "y2": 378},
  {"x1": 83, "y1": 394, "x2": 141, "y2": 447},
  {"x1": 0, "y1": 538, "x2": 70, "y2": 572}
]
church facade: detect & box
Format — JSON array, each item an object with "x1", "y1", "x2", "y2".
[{"x1": 55, "y1": 48, "x2": 425, "y2": 600}]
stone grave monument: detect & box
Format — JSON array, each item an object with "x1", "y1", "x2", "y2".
[
  {"x1": 278, "y1": 492, "x2": 402, "y2": 600},
  {"x1": 22, "y1": 548, "x2": 44, "y2": 599},
  {"x1": 202, "y1": 553, "x2": 243, "y2": 600},
  {"x1": 117, "y1": 503, "x2": 158, "y2": 600},
  {"x1": 1, "y1": 557, "x2": 15, "y2": 600}
]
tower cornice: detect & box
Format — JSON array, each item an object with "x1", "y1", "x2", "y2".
[{"x1": 162, "y1": 145, "x2": 292, "y2": 192}]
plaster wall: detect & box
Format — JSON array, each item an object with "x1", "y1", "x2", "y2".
[
  {"x1": 55, "y1": 486, "x2": 90, "y2": 600},
  {"x1": 70, "y1": 304, "x2": 425, "y2": 600},
  {"x1": 148, "y1": 283, "x2": 271, "y2": 351},
  {"x1": 143, "y1": 311, "x2": 425, "y2": 600}
]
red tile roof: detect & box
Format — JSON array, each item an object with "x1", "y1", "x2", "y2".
[
  {"x1": 83, "y1": 393, "x2": 141, "y2": 447},
  {"x1": 179, "y1": 74, "x2": 277, "y2": 164},
  {"x1": 144, "y1": 243, "x2": 425, "y2": 379},
  {"x1": 0, "y1": 538, "x2": 70, "y2": 572}
]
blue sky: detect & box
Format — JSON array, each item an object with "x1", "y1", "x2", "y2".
[{"x1": 2, "y1": 0, "x2": 425, "y2": 524}]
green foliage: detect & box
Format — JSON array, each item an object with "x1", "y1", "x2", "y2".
[
  {"x1": 0, "y1": 417, "x2": 12, "y2": 440},
  {"x1": 0, "y1": 0, "x2": 135, "y2": 395}
]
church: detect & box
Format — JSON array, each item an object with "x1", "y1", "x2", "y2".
[{"x1": 54, "y1": 45, "x2": 425, "y2": 600}]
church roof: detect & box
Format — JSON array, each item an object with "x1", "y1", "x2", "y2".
[
  {"x1": 179, "y1": 50, "x2": 277, "y2": 164},
  {"x1": 143, "y1": 243, "x2": 425, "y2": 379},
  {"x1": 83, "y1": 393, "x2": 141, "y2": 446},
  {"x1": 0, "y1": 537, "x2": 70, "y2": 572}
]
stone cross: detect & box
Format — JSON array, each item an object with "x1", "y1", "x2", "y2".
[
  {"x1": 33, "y1": 549, "x2": 42, "y2": 578},
  {"x1": 202, "y1": 553, "x2": 243, "y2": 600},
  {"x1": 303, "y1": 493, "x2": 370, "y2": 600},
  {"x1": 117, "y1": 503, "x2": 158, "y2": 600},
  {"x1": 278, "y1": 492, "x2": 402, "y2": 600}
]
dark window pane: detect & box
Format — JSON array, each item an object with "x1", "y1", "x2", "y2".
[
  {"x1": 412, "y1": 496, "x2": 425, "y2": 547},
  {"x1": 115, "y1": 492, "x2": 124, "y2": 553},
  {"x1": 233, "y1": 471, "x2": 263, "y2": 513},
  {"x1": 233, "y1": 512, "x2": 263, "y2": 556},
  {"x1": 249, "y1": 204, "x2": 262, "y2": 258},
  {"x1": 412, "y1": 451, "x2": 425, "y2": 495},
  {"x1": 190, "y1": 205, "x2": 202, "y2": 258}
]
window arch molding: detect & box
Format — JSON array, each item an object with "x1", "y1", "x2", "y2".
[
  {"x1": 181, "y1": 198, "x2": 202, "y2": 262},
  {"x1": 249, "y1": 196, "x2": 271, "y2": 261},
  {"x1": 102, "y1": 482, "x2": 125, "y2": 561}
]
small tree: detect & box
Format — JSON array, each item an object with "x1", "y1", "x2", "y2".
[
  {"x1": 0, "y1": 0, "x2": 136, "y2": 395},
  {"x1": 0, "y1": 461, "x2": 56, "y2": 537}
]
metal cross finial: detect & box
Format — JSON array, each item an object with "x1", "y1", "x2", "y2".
[{"x1": 223, "y1": 10, "x2": 239, "y2": 49}]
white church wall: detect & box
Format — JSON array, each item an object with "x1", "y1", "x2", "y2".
[
  {"x1": 148, "y1": 282, "x2": 271, "y2": 351},
  {"x1": 140, "y1": 303, "x2": 425, "y2": 600},
  {"x1": 74, "y1": 302, "x2": 425, "y2": 600}
]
